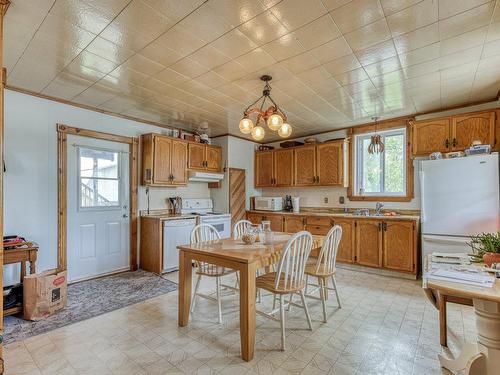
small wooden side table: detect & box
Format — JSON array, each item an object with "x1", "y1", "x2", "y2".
[{"x1": 4, "y1": 245, "x2": 38, "y2": 316}]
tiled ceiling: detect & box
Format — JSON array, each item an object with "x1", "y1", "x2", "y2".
[{"x1": 5, "y1": 0, "x2": 500, "y2": 141}]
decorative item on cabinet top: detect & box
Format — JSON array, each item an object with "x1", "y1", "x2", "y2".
[
  {"x1": 140, "y1": 133, "x2": 222, "y2": 187},
  {"x1": 254, "y1": 139, "x2": 348, "y2": 188}
]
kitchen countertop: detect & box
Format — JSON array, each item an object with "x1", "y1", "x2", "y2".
[
  {"x1": 140, "y1": 212, "x2": 198, "y2": 220},
  {"x1": 247, "y1": 209, "x2": 420, "y2": 221}
]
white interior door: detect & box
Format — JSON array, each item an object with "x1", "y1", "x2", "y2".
[{"x1": 67, "y1": 135, "x2": 130, "y2": 282}]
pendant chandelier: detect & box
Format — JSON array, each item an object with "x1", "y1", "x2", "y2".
[
  {"x1": 239, "y1": 75, "x2": 292, "y2": 141},
  {"x1": 368, "y1": 116, "x2": 384, "y2": 154}
]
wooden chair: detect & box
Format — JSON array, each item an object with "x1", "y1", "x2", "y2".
[
  {"x1": 256, "y1": 231, "x2": 314, "y2": 351},
  {"x1": 304, "y1": 225, "x2": 342, "y2": 322},
  {"x1": 233, "y1": 219, "x2": 264, "y2": 302},
  {"x1": 190, "y1": 224, "x2": 238, "y2": 324},
  {"x1": 233, "y1": 219, "x2": 252, "y2": 239}
]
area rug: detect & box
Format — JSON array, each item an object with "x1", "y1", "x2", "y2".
[{"x1": 3, "y1": 270, "x2": 177, "y2": 344}]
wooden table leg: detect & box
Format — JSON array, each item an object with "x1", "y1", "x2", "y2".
[
  {"x1": 29, "y1": 251, "x2": 36, "y2": 274},
  {"x1": 20, "y1": 261, "x2": 26, "y2": 282},
  {"x1": 178, "y1": 250, "x2": 192, "y2": 327},
  {"x1": 438, "y1": 292, "x2": 447, "y2": 347},
  {"x1": 239, "y1": 262, "x2": 256, "y2": 362}
]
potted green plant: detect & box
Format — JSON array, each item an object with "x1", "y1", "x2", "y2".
[{"x1": 467, "y1": 232, "x2": 500, "y2": 266}]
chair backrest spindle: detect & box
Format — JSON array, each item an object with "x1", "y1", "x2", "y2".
[
  {"x1": 315, "y1": 225, "x2": 342, "y2": 274},
  {"x1": 191, "y1": 224, "x2": 221, "y2": 274},
  {"x1": 275, "y1": 231, "x2": 313, "y2": 291},
  {"x1": 233, "y1": 220, "x2": 252, "y2": 239}
]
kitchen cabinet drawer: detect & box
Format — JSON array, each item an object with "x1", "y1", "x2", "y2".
[
  {"x1": 306, "y1": 224, "x2": 331, "y2": 235},
  {"x1": 306, "y1": 216, "x2": 331, "y2": 226}
]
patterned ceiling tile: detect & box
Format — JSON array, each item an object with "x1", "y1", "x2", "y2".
[{"x1": 5, "y1": 0, "x2": 500, "y2": 141}]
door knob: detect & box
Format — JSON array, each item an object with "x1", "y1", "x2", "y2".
[{"x1": 122, "y1": 214, "x2": 129, "y2": 218}]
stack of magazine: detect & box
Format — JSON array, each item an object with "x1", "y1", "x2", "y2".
[{"x1": 424, "y1": 253, "x2": 495, "y2": 288}]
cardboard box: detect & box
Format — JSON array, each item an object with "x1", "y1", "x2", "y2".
[{"x1": 23, "y1": 269, "x2": 67, "y2": 320}]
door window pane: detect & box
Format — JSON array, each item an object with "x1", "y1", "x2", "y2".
[
  {"x1": 79, "y1": 148, "x2": 118, "y2": 178},
  {"x1": 79, "y1": 147, "x2": 120, "y2": 209}
]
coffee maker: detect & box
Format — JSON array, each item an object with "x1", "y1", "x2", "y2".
[{"x1": 284, "y1": 195, "x2": 293, "y2": 212}]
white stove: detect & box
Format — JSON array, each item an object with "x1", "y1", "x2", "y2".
[{"x1": 180, "y1": 198, "x2": 231, "y2": 238}]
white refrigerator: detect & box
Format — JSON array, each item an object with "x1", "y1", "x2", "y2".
[{"x1": 420, "y1": 153, "x2": 499, "y2": 271}]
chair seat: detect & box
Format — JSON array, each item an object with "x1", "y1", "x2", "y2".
[
  {"x1": 195, "y1": 264, "x2": 236, "y2": 277},
  {"x1": 256, "y1": 272, "x2": 305, "y2": 294},
  {"x1": 304, "y1": 264, "x2": 336, "y2": 277}
]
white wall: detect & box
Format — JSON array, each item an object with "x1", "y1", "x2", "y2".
[
  {"x1": 4, "y1": 90, "x2": 210, "y2": 285},
  {"x1": 210, "y1": 135, "x2": 262, "y2": 213}
]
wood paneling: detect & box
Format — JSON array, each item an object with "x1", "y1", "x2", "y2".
[
  {"x1": 229, "y1": 168, "x2": 246, "y2": 228},
  {"x1": 284, "y1": 216, "x2": 305, "y2": 233},
  {"x1": 255, "y1": 151, "x2": 274, "y2": 187},
  {"x1": 274, "y1": 149, "x2": 294, "y2": 186},
  {"x1": 383, "y1": 220, "x2": 415, "y2": 272},
  {"x1": 412, "y1": 118, "x2": 450, "y2": 156},
  {"x1": 452, "y1": 112, "x2": 495, "y2": 150},
  {"x1": 294, "y1": 145, "x2": 316, "y2": 186},
  {"x1": 171, "y1": 140, "x2": 187, "y2": 185},
  {"x1": 153, "y1": 136, "x2": 172, "y2": 184},
  {"x1": 334, "y1": 218, "x2": 354, "y2": 264},
  {"x1": 188, "y1": 142, "x2": 206, "y2": 170},
  {"x1": 316, "y1": 141, "x2": 343, "y2": 186},
  {"x1": 355, "y1": 220, "x2": 382, "y2": 268}
]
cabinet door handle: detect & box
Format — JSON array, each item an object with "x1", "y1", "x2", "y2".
[
  {"x1": 316, "y1": 176, "x2": 320, "y2": 184},
  {"x1": 445, "y1": 139, "x2": 449, "y2": 148},
  {"x1": 383, "y1": 222, "x2": 387, "y2": 231},
  {"x1": 452, "y1": 138, "x2": 457, "y2": 147},
  {"x1": 378, "y1": 222, "x2": 382, "y2": 231}
]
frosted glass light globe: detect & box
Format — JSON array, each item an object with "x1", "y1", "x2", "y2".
[
  {"x1": 278, "y1": 122, "x2": 292, "y2": 138},
  {"x1": 251, "y1": 125, "x2": 265, "y2": 141},
  {"x1": 267, "y1": 113, "x2": 283, "y2": 131},
  {"x1": 239, "y1": 117, "x2": 254, "y2": 134}
]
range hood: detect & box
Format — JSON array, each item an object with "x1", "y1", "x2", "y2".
[{"x1": 188, "y1": 171, "x2": 224, "y2": 182}]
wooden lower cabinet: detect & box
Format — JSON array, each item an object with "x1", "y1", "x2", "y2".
[
  {"x1": 247, "y1": 212, "x2": 283, "y2": 232},
  {"x1": 383, "y1": 220, "x2": 415, "y2": 272},
  {"x1": 284, "y1": 216, "x2": 305, "y2": 233},
  {"x1": 246, "y1": 211, "x2": 417, "y2": 274},
  {"x1": 355, "y1": 220, "x2": 383, "y2": 268},
  {"x1": 333, "y1": 218, "x2": 355, "y2": 263}
]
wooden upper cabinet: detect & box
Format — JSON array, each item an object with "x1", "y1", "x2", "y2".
[
  {"x1": 274, "y1": 149, "x2": 294, "y2": 186},
  {"x1": 334, "y1": 218, "x2": 354, "y2": 263},
  {"x1": 294, "y1": 145, "x2": 316, "y2": 186},
  {"x1": 383, "y1": 220, "x2": 415, "y2": 273},
  {"x1": 152, "y1": 136, "x2": 173, "y2": 184},
  {"x1": 141, "y1": 134, "x2": 187, "y2": 186},
  {"x1": 355, "y1": 220, "x2": 382, "y2": 268},
  {"x1": 452, "y1": 112, "x2": 495, "y2": 150},
  {"x1": 170, "y1": 140, "x2": 187, "y2": 185},
  {"x1": 412, "y1": 118, "x2": 450, "y2": 156},
  {"x1": 188, "y1": 143, "x2": 206, "y2": 170},
  {"x1": 255, "y1": 151, "x2": 274, "y2": 187},
  {"x1": 412, "y1": 111, "x2": 497, "y2": 156},
  {"x1": 206, "y1": 145, "x2": 222, "y2": 172},
  {"x1": 316, "y1": 141, "x2": 343, "y2": 186},
  {"x1": 284, "y1": 216, "x2": 305, "y2": 233}
]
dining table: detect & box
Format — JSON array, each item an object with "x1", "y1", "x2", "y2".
[{"x1": 177, "y1": 232, "x2": 325, "y2": 362}]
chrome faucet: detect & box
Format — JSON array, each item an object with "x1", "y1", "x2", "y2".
[{"x1": 375, "y1": 202, "x2": 384, "y2": 215}]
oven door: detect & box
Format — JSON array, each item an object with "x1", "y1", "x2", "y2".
[{"x1": 200, "y1": 216, "x2": 231, "y2": 239}]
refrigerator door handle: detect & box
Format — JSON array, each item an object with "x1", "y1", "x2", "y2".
[{"x1": 419, "y1": 170, "x2": 425, "y2": 223}]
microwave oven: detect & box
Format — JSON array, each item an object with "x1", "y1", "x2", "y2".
[{"x1": 254, "y1": 197, "x2": 283, "y2": 211}]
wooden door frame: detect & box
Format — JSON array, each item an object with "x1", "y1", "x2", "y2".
[{"x1": 57, "y1": 124, "x2": 139, "y2": 272}]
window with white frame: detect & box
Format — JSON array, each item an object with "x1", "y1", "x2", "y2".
[
  {"x1": 353, "y1": 127, "x2": 407, "y2": 197},
  {"x1": 78, "y1": 147, "x2": 121, "y2": 209}
]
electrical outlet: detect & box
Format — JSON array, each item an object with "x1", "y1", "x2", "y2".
[
  {"x1": 324, "y1": 197, "x2": 328, "y2": 203},
  {"x1": 339, "y1": 196, "x2": 345, "y2": 204}
]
